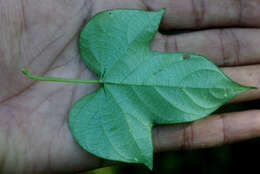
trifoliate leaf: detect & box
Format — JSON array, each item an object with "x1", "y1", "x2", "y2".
[{"x1": 69, "y1": 9, "x2": 253, "y2": 169}]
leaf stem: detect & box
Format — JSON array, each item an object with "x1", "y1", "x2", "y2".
[{"x1": 21, "y1": 68, "x2": 101, "y2": 84}]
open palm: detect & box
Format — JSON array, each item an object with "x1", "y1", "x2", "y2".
[{"x1": 1, "y1": 0, "x2": 260, "y2": 173}]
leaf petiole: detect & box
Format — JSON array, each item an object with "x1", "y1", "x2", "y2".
[{"x1": 21, "y1": 68, "x2": 102, "y2": 84}]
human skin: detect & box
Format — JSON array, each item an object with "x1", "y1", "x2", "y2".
[{"x1": 1, "y1": 0, "x2": 260, "y2": 173}]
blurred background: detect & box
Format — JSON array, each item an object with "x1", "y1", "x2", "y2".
[{"x1": 81, "y1": 99, "x2": 260, "y2": 174}]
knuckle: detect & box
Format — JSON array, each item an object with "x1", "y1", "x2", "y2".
[
  {"x1": 219, "y1": 114, "x2": 228, "y2": 145},
  {"x1": 191, "y1": 0, "x2": 206, "y2": 28},
  {"x1": 217, "y1": 29, "x2": 241, "y2": 66},
  {"x1": 182, "y1": 123, "x2": 195, "y2": 149}
]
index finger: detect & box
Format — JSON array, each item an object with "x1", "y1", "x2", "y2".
[{"x1": 142, "y1": 0, "x2": 260, "y2": 29}]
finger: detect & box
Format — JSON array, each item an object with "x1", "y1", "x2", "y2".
[
  {"x1": 142, "y1": 0, "x2": 260, "y2": 29},
  {"x1": 153, "y1": 110, "x2": 260, "y2": 152},
  {"x1": 90, "y1": 0, "x2": 146, "y2": 16},
  {"x1": 221, "y1": 65, "x2": 260, "y2": 103},
  {"x1": 151, "y1": 28, "x2": 260, "y2": 66}
]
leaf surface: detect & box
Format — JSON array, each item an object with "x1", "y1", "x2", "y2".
[{"x1": 69, "y1": 9, "x2": 253, "y2": 169}]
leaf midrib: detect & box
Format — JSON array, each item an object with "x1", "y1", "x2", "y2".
[{"x1": 101, "y1": 81, "x2": 241, "y2": 90}]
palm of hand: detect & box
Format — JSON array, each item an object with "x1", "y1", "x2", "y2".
[
  {"x1": 1, "y1": 0, "x2": 260, "y2": 173},
  {"x1": 0, "y1": 0, "x2": 103, "y2": 173}
]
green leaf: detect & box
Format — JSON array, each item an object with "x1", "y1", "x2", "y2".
[{"x1": 69, "y1": 9, "x2": 253, "y2": 169}]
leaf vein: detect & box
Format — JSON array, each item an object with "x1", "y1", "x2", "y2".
[
  {"x1": 106, "y1": 87, "x2": 149, "y2": 160},
  {"x1": 154, "y1": 87, "x2": 200, "y2": 116}
]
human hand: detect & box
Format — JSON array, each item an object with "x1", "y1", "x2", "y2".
[{"x1": 1, "y1": 0, "x2": 260, "y2": 173}]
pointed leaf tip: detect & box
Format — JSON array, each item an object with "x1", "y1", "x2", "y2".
[{"x1": 145, "y1": 160, "x2": 153, "y2": 170}]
